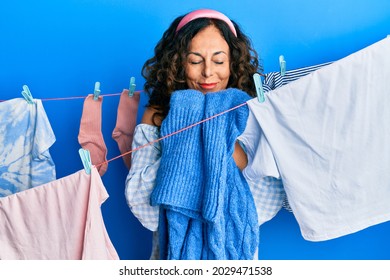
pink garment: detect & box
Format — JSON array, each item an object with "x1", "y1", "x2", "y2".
[
  {"x1": 112, "y1": 89, "x2": 140, "y2": 170},
  {"x1": 0, "y1": 167, "x2": 119, "y2": 260},
  {"x1": 78, "y1": 94, "x2": 108, "y2": 176}
]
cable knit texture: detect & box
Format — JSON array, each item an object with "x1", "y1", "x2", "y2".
[{"x1": 151, "y1": 88, "x2": 259, "y2": 260}]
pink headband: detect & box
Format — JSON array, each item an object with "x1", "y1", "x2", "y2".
[{"x1": 176, "y1": 9, "x2": 237, "y2": 37}]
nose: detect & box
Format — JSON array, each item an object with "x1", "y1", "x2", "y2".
[{"x1": 202, "y1": 61, "x2": 213, "y2": 77}]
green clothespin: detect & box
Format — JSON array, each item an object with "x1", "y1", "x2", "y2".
[
  {"x1": 78, "y1": 148, "x2": 92, "y2": 174},
  {"x1": 279, "y1": 55, "x2": 286, "y2": 77},
  {"x1": 253, "y1": 73, "x2": 265, "y2": 103},
  {"x1": 93, "y1": 82, "x2": 101, "y2": 100},
  {"x1": 129, "y1": 77, "x2": 136, "y2": 97},
  {"x1": 21, "y1": 85, "x2": 34, "y2": 104}
]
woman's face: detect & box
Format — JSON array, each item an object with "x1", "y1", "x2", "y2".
[{"x1": 184, "y1": 25, "x2": 230, "y2": 94}]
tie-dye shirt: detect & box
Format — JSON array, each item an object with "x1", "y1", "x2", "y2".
[{"x1": 0, "y1": 98, "x2": 56, "y2": 197}]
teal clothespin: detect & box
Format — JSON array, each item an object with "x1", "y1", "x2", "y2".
[
  {"x1": 279, "y1": 55, "x2": 286, "y2": 77},
  {"x1": 21, "y1": 85, "x2": 34, "y2": 104},
  {"x1": 129, "y1": 77, "x2": 136, "y2": 97},
  {"x1": 93, "y1": 82, "x2": 101, "y2": 100},
  {"x1": 78, "y1": 148, "x2": 92, "y2": 174},
  {"x1": 253, "y1": 73, "x2": 265, "y2": 103}
]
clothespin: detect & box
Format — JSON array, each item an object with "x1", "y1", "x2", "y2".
[
  {"x1": 93, "y1": 82, "x2": 101, "y2": 100},
  {"x1": 78, "y1": 148, "x2": 92, "y2": 174},
  {"x1": 21, "y1": 85, "x2": 34, "y2": 104},
  {"x1": 129, "y1": 77, "x2": 136, "y2": 97},
  {"x1": 253, "y1": 73, "x2": 265, "y2": 103},
  {"x1": 279, "y1": 55, "x2": 286, "y2": 76}
]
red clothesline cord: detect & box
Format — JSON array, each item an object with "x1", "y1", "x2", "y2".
[
  {"x1": 40, "y1": 93, "x2": 121, "y2": 101},
  {"x1": 94, "y1": 101, "x2": 249, "y2": 168},
  {"x1": 0, "y1": 91, "x2": 143, "y2": 102}
]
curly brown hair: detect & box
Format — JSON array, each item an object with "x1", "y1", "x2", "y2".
[{"x1": 142, "y1": 13, "x2": 262, "y2": 126}]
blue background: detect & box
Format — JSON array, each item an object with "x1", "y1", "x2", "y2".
[{"x1": 1, "y1": 0, "x2": 389, "y2": 260}]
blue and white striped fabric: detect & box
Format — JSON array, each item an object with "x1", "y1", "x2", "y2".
[
  {"x1": 0, "y1": 98, "x2": 56, "y2": 197},
  {"x1": 262, "y1": 61, "x2": 333, "y2": 92}
]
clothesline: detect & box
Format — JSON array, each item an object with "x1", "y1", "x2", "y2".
[
  {"x1": 94, "y1": 101, "x2": 249, "y2": 170},
  {"x1": 0, "y1": 91, "x2": 142, "y2": 103}
]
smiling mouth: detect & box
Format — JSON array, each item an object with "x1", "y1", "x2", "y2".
[{"x1": 199, "y1": 83, "x2": 217, "y2": 89}]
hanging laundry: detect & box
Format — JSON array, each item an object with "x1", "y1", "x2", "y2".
[
  {"x1": 151, "y1": 89, "x2": 258, "y2": 260},
  {"x1": 0, "y1": 166, "x2": 119, "y2": 260},
  {"x1": 0, "y1": 98, "x2": 56, "y2": 197},
  {"x1": 112, "y1": 89, "x2": 140, "y2": 170},
  {"x1": 78, "y1": 94, "x2": 108, "y2": 176},
  {"x1": 245, "y1": 36, "x2": 390, "y2": 241},
  {"x1": 261, "y1": 61, "x2": 333, "y2": 212}
]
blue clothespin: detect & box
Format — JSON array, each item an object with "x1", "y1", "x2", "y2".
[
  {"x1": 279, "y1": 55, "x2": 286, "y2": 77},
  {"x1": 93, "y1": 82, "x2": 101, "y2": 100},
  {"x1": 78, "y1": 148, "x2": 92, "y2": 174},
  {"x1": 129, "y1": 77, "x2": 136, "y2": 97},
  {"x1": 21, "y1": 85, "x2": 34, "y2": 104},
  {"x1": 253, "y1": 73, "x2": 265, "y2": 103}
]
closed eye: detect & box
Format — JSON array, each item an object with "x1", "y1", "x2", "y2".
[{"x1": 189, "y1": 60, "x2": 202, "y2": 65}]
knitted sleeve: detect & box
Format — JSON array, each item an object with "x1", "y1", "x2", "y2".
[{"x1": 150, "y1": 90, "x2": 205, "y2": 218}]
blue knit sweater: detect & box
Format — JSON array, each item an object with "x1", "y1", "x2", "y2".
[{"x1": 151, "y1": 88, "x2": 259, "y2": 260}]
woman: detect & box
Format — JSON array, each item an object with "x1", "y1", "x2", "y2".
[{"x1": 125, "y1": 9, "x2": 284, "y2": 260}]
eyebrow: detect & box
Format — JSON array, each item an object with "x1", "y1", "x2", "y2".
[{"x1": 186, "y1": 51, "x2": 227, "y2": 57}]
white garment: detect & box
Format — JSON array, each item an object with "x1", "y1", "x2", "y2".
[{"x1": 244, "y1": 37, "x2": 390, "y2": 241}]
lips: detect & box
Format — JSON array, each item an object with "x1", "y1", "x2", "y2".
[{"x1": 199, "y1": 83, "x2": 218, "y2": 90}]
